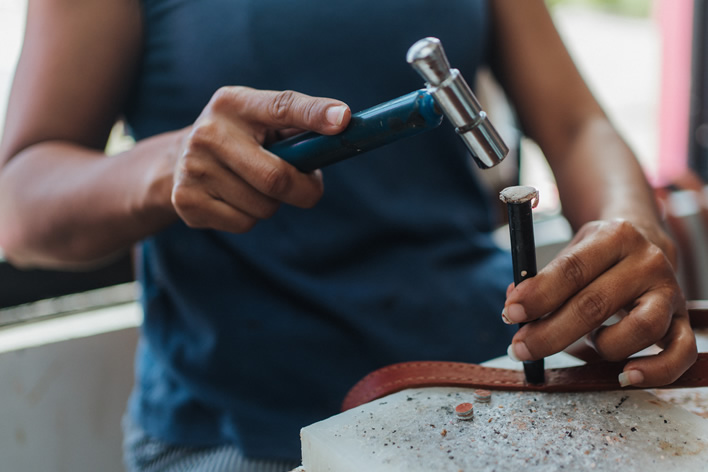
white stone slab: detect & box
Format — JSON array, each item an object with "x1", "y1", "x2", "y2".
[{"x1": 301, "y1": 353, "x2": 708, "y2": 471}]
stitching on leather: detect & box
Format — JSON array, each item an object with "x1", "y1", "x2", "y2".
[
  {"x1": 344, "y1": 354, "x2": 708, "y2": 409},
  {"x1": 362, "y1": 375, "x2": 528, "y2": 402},
  {"x1": 344, "y1": 365, "x2": 525, "y2": 408},
  {"x1": 345, "y1": 362, "x2": 510, "y2": 395},
  {"x1": 347, "y1": 374, "x2": 708, "y2": 408}
]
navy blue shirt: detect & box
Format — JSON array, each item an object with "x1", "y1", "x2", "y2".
[{"x1": 125, "y1": 0, "x2": 515, "y2": 460}]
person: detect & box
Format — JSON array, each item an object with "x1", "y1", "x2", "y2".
[{"x1": 0, "y1": 0, "x2": 697, "y2": 470}]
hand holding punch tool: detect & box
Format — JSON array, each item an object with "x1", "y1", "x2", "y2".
[{"x1": 267, "y1": 37, "x2": 509, "y2": 171}]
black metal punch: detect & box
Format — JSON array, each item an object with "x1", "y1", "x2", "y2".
[{"x1": 500, "y1": 185, "x2": 545, "y2": 384}]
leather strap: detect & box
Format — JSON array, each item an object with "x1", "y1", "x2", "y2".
[
  {"x1": 342, "y1": 303, "x2": 708, "y2": 411},
  {"x1": 689, "y1": 300, "x2": 708, "y2": 328}
]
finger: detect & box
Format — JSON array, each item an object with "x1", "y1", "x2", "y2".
[
  {"x1": 242, "y1": 143, "x2": 325, "y2": 208},
  {"x1": 563, "y1": 335, "x2": 604, "y2": 363},
  {"x1": 591, "y1": 288, "x2": 677, "y2": 361},
  {"x1": 188, "y1": 118, "x2": 325, "y2": 208},
  {"x1": 506, "y1": 282, "x2": 515, "y2": 298},
  {"x1": 202, "y1": 163, "x2": 282, "y2": 220},
  {"x1": 267, "y1": 127, "x2": 311, "y2": 143},
  {"x1": 618, "y1": 311, "x2": 697, "y2": 388},
  {"x1": 501, "y1": 283, "x2": 516, "y2": 324},
  {"x1": 173, "y1": 146, "x2": 282, "y2": 221},
  {"x1": 210, "y1": 86, "x2": 350, "y2": 135},
  {"x1": 503, "y1": 220, "x2": 643, "y2": 323},
  {"x1": 172, "y1": 181, "x2": 260, "y2": 233},
  {"x1": 507, "y1": 255, "x2": 661, "y2": 360}
]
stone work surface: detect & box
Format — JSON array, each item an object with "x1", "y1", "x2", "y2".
[{"x1": 301, "y1": 386, "x2": 708, "y2": 472}]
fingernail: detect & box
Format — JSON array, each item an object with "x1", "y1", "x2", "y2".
[
  {"x1": 326, "y1": 105, "x2": 347, "y2": 126},
  {"x1": 618, "y1": 369, "x2": 644, "y2": 387},
  {"x1": 501, "y1": 309, "x2": 512, "y2": 325},
  {"x1": 505, "y1": 303, "x2": 527, "y2": 323},
  {"x1": 507, "y1": 342, "x2": 531, "y2": 362}
]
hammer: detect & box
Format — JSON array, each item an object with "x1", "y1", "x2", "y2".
[
  {"x1": 269, "y1": 38, "x2": 542, "y2": 381},
  {"x1": 267, "y1": 37, "x2": 509, "y2": 171}
]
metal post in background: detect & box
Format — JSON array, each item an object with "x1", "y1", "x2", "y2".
[{"x1": 689, "y1": 0, "x2": 708, "y2": 180}]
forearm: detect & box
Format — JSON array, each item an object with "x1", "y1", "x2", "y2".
[
  {"x1": 550, "y1": 116, "x2": 676, "y2": 263},
  {"x1": 0, "y1": 130, "x2": 185, "y2": 269},
  {"x1": 495, "y1": 0, "x2": 694, "y2": 387},
  {"x1": 488, "y1": 0, "x2": 672, "y2": 259}
]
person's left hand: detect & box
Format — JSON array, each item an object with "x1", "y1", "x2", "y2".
[{"x1": 502, "y1": 218, "x2": 697, "y2": 387}]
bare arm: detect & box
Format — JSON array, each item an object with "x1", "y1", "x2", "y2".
[
  {"x1": 489, "y1": 0, "x2": 668, "y2": 246},
  {"x1": 0, "y1": 0, "x2": 349, "y2": 270},
  {"x1": 0, "y1": 0, "x2": 178, "y2": 268},
  {"x1": 490, "y1": 0, "x2": 696, "y2": 387}
]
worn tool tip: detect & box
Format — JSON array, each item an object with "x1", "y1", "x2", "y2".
[{"x1": 499, "y1": 186, "x2": 539, "y2": 207}]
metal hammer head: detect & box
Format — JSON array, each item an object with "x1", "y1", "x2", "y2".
[{"x1": 407, "y1": 37, "x2": 509, "y2": 169}]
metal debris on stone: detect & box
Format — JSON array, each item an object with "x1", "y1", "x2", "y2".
[
  {"x1": 454, "y1": 402, "x2": 474, "y2": 421},
  {"x1": 474, "y1": 389, "x2": 492, "y2": 404}
]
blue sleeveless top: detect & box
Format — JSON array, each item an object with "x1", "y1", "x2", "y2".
[{"x1": 124, "y1": 0, "x2": 514, "y2": 461}]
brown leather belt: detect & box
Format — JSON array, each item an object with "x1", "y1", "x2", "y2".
[{"x1": 342, "y1": 301, "x2": 708, "y2": 411}]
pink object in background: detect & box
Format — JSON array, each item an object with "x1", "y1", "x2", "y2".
[{"x1": 657, "y1": 0, "x2": 694, "y2": 186}]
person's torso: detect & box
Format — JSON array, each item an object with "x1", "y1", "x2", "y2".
[{"x1": 125, "y1": 0, "x2": 514, "y2": 460}]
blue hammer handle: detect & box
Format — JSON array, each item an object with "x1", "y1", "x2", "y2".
[{"x1": 267, "y1": 90, "x2": 443, "y2": 172}]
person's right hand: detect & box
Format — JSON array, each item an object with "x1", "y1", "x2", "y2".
[{"x1": 171, "y1": 86, "x2": 350, "y2": 233}]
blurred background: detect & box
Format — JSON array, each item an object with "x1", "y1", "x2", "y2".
[{"x1": 0, "y1": 0, "x2": 707, "y2": 470}]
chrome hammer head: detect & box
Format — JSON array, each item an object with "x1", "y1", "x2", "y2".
[{"x1": 407, "y1": 37, "x2": 509, "y2": 169}]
